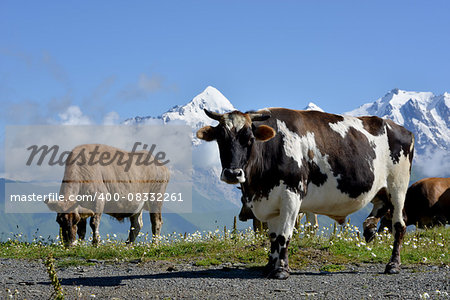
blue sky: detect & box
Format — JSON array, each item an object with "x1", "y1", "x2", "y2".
[{"x1": 1, "y1": 1, "x2": 450, "y2": 126}]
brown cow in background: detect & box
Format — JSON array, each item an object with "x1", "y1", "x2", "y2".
[
  {"x1": 376, "y1": 177, "x2": 450, "y2": 235},
  {"x1": 46, "y1": 144, "x2": 170, "y2": 247}
]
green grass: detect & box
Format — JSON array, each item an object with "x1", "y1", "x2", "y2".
[
  {"x1": 0, "y1": 225, "x2": 448, "y2": 269},
  {"x1": 320, "y1": 264, "x2": 346, "y2": 272}
]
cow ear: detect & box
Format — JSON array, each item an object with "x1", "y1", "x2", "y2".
[
  {"x1": 78, "y1": 206, "x2": 95, "y2": 218},
  {"x1": 196, "y1": 126, "x2": 216, "y2": 141},
  {"x1": 253, "y1": 125, "x2": 276, "y2": 142}
]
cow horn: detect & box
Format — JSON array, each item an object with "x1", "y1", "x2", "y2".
[
  {"x1": 249, "y1": 113, "x2": 271, "y2": 122},
  {"x1": 204, "y1": 109, "x2": 223, "y2": 121}
]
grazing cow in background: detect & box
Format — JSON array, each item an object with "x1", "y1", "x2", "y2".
[
  {"x1": 46, "y1": 144, "x2": 169, "y2": 247},
  {"x1": 197, "y1": 108, "x2": 414, "y2": 279},
  {"x1": 373, "y1": 177, "x2": 450, "y2": 235}
]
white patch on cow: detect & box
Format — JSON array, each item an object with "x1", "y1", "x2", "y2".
[
  {"x1": 277, "y1": 120, "x2": 318, "y2": 170},
  {"x1": 224, "y1": 114, "x2": 246, "y2": 131},
  {"x1": 252, "y1": 181, "x2": 301, "y2": 235},
  {"x1": 329, "y1": 116, "x2": 364, "y2": 138},
  {"x1": 386, "y1": 122, "x2": 392, "y2": 130},
  {"x1": 386, "y1": 149, "x2": 410, "y2": 229},
  {"x1": 277, "y1": 120, "x2": 332, "y2": 192}
]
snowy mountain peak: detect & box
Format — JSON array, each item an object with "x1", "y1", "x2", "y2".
[
  {"x1": 123, "y1": 86, "x2": 236, "y2": 145},
  {"x1": 346, "y1": 89, "x2": 449, "y2": 156},
  {"x1": 304, "y1": 102, "x2": 324, "y2": 112},
  {"x1": 160, "y1": 86, "x2": 235, "y2": 129}
]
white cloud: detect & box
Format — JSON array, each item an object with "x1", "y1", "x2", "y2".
[
  {"x1": 118, "y1": 72, "x2": 174, "y2": 101},
  {"x1": 415, "y1": 148, "x2": 450, "y2": 177},
  {"x1": 102, "y1": 111, "x2": 120, "y2": 125},
  {"x1": 192, "y1": 142, "x2": 221, "y2": 169},
  {"x1": 57, "y1": 106, "x2": 92, "y2": 125},
  {"x1": 138, "y1": 73, "x2": 163, "y2": 92}
]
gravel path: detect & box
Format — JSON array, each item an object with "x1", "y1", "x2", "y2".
[{"x1": 1, "y1": 258, "x2": 449, "y2": 299}]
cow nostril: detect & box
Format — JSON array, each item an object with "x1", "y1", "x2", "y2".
[
  {"x1": 224, "y1": 169, "x2": 233, "y2": 177},
  {"x1": 237, "y1": 170, "x2": 243, "y2": 177}
]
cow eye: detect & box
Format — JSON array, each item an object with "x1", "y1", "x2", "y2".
[{"x1": 239, "y1": 132, "x2": 252, "y2": 146}]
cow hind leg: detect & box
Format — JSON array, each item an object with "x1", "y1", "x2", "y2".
[
  {"x1": 90, "y1": 214, "x2": 101, "y2": 246},
  {"x1": 265, "y1": 190, "x2": 301, "y2": 280},
  {"x1": 384, "y1": 180, "x2": 408, "y2": 274},
  {"x1": 127, "y1": 212, "x2": 143, "y2": 244},
  {"x1": 150, "y1": 212, "x2": 162, "y2": 237}
]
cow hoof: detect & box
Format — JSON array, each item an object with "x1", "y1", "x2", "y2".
[
  {"x1": 267, "y1": 268, "x2": 290, "y2": 280},
  {"x1": 384, "y1": 263, "x2": 401, "y2": 274},
  {"x1": 363, "y1": 228, "x2": 376, "y2": 243}
]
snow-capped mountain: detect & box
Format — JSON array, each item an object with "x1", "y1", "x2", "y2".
[
  {"x1": 304, "y1": 102, "x2": 324, "y2": 112},
  {"x1": 125, "y1": 86, "x2": 242, "y2": 208},
  {"x1": 346, "y1": 88, "x2": 450, "y2": 156},
  {"x1": 125, "y1": 86, "x2": 324, "y2": 128},
  {"x1": 124, "y1": 86, "x2": 235, "y2": 146},
  {"x1": 161, "y1": 86, "x2": 235, "y2": 128}
]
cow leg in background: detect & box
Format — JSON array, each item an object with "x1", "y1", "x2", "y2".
[
  {"x1": 149, "y1": 200, "x2": 163, "y2": 237},
  {"x1": 89, "y1": 214, "x2": 101, "y2": 246},
  {"x1": 77, "y1": 218, "x2": 87, "y2": 240},
  {"x1": 265, "y1": 190, "x2": 301, "y2": 280},
  {"x1": 150, "y1": 212, "x2": 163, "y2": 236},
  {"x1": 363, "y1": 192, "x2": 390, "y2": 243},
  {"x1": 252, "y1": 218, "x2": 268, "y2": 232},
  {"x1": 378, "y1": 211, "x2": 393, "y2": 233},
  {"x1": 305, "y1": 212, "x2": 318, "y2": 232},
  {"x1": 127, "y1": 212, "x2": 143, "y2": 243}
]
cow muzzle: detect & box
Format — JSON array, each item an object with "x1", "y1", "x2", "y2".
[{"x1": 220, "y1": 168, "x2": 245, "y2": 184}]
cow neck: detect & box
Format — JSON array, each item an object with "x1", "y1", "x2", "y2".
[
  {"x1": 239, "y1": 183, "x2": 250, "y2": 203},
  {"x1": 242, "y1": 137, "x2": 280, "y2": 200}
]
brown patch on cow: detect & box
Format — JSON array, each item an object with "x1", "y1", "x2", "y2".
[
  {"x1": 385, "y1": 119, "x2": 414, "y2": 164},
  {"x1": 324, "y1": 127, "x2": 376, "y2": 198},
  {"x1": 308, "y1": 149, "x2": 314, "y2": 160},
  {"x1": 359, "y1": 116, "x2": 386, "y2": 136}
]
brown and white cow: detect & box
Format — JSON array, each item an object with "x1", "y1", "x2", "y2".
[
  {"x1": 197, "y1": 108, "x2": 414, "y2": 279},
  {"x1": 46, "y1": 144, "x2": 170, "y2": 247},
  {"x1": 371, "y1": 177, "x2": 450, "y2": 235}
]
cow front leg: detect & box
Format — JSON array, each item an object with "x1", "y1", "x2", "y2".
[
  {"x1": 149, "y1": 200, "x2": 163, "y2": 238},
  {"x1": 150, "y1": 212, "x2": 162, "y2": 237},
  {"x1": 264, "y1": 190, "x2": 301, "y2": 280},
  {"x1": 89, "y1": 214, "x2": 101, "y2": 246},
  {"x1": 77, "y1": 218, "x2": 87, "y2": 240},
  {"x1": 127, "y1": 212, "x2": 143, "y2": 243}
]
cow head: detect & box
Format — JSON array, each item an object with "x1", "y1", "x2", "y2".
[
  {"x1": 45, "y1": 199, "x2": 94, "y2": 247},
  {"x1": 196, "y1": 109, "x2": 276, "y2": 184}
]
